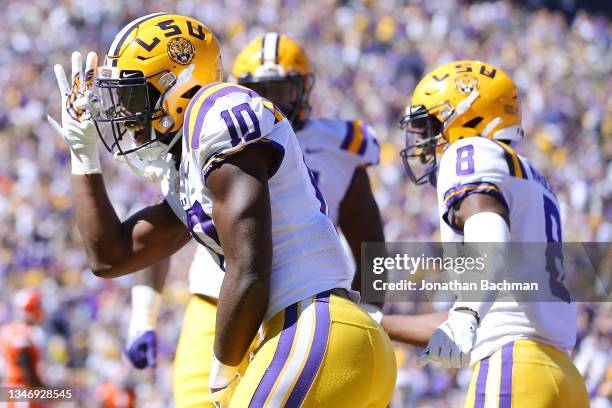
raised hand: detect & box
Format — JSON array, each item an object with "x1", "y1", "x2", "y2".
[{"x1": 47, "y1": 51, "x2": 102, "y2": 174}]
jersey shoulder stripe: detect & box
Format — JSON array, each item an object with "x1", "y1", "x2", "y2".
[
  {"x1": 184, "y1": 82, "x2": 259, "y2": 151},
  {"x1": 443, "y1": 181, "x2": 505, "y2": 208},
  {"x1": 263, "y1": 100, "x2": 285, "y2": 124},
  {"x1": 492, "y1": 140, "x2": 527, "y2": 179},
  {"x1": 339, "y1": 119, "x2": 368, "y2": 155}
]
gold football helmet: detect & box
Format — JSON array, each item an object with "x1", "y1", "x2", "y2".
[
  {"x1": 232, "y1": 32, "x2": 314, "y2": 130},
  {"x1": 94, "y1": 13, "x2": 221, "y2": 161},
  {"x1": 400, "y1": 60, "x2": 523, "y2": 185}
]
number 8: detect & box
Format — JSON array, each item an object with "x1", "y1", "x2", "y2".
[{"x1": 456, "y1": 145, "x2": 475, "y2": 176}]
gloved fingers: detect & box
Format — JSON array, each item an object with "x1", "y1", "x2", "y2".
[
  {"x1": 449, "y1": 345, "x2": 462, "y2": 368},
  {"x1": 47, "y1": 115, "x2": 64, "y2": 138},
  {"x1": 428, "y1": 343, "x2": 442, "y2": 363},
  {"x1": 460, "y1": 351, "x2": 470, "y2": 367},
  {"x1": 439, "y1": 342, "x2": 453, "y2": 368},
  {"x1": 84, "y1": 52, "x2": 98, "y2": 91},
  {"x1": 71, "y1": 51, "x2": 83, "y2": 92},
  {"x1": 53, "y1": 64, "x2": 69, "y2": 96},
  {"x1": 458, "y1": 333, "x2": 475, "y2": 353},
  {"x1": 416, "y1": 350, "x2": 431, "y2": 367}
]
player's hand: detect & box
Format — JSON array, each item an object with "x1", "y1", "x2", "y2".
[
  {"x1": 208, "y1": 377, "x2": 240, "y2": 408},
  {"x1": 47, "y1": 51, "x2": 102, "y2": 174},
  {"x1": 124, "y1": 330, "x2": 157, "y2": 369},
  {"x1": 208, "y1": 355, "x2": 240, "y2": 408},
  {"x1": 416, "y1": 310, "x2": 477, "y2": 368}
]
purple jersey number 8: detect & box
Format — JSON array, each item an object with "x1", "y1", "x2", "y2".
[{"x1": 456, "y1": 145, "x2": 475, "y2": 176}]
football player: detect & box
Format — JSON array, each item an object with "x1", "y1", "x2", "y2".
[
  {"x1": 399, "y1": 60, "x2": 588, "y2": 407},
  {"x1": 0, "y1": 290, "x2": 45, "y2": 408},
  {"x1": 124, "y1": 32, "x2": 388, "y2": 407},
  {"x1": 47, "y1": 14, "x2": 396, "y2": 407}
]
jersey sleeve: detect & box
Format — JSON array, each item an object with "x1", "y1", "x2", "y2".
[
  {"x1": 183, "y1": 83, "x2": 287, "y2": 180},
  {"x1": 437, "y1": 137, "x2": 513, "y2": 228},
  {"x1": 337, "y1": 119, "x2": 380, "y2": 167}
]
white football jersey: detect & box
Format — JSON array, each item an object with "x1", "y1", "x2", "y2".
[
  {"x1": 186, "y1": 117, "x2": 380, "y2": 298},
  {"x1": 437, "y1": 136, "x2": 576, "y2": 364},
  {"x1": 163, "y1": 82, "x2": 352, "y2": 320}
]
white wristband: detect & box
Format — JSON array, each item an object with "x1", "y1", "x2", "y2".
[
  {"x1": 463, "y1": 211, "x2": 510, "y2": 243},
  {"x1": 129, "y1": 285, "x2": 161, "y2": 336},
  {"x1": 458, "y1": 211, "x2": 510, "y2": 321},
  {"x1": 209, "y1": 354, "x2": 240, "y2": 389},
  {"x1": 361, "y1": 303, "x2": 383, "y2": 324},
  {"x1": 70, "y1": 147, "x2": 101, "y2": 175}
]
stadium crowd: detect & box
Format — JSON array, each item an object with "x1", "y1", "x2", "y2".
[{"x1": 0, "y1": 0, "x2": 610, "y2": 406}]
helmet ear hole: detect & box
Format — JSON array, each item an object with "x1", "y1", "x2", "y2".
[
  {"x1": 431, "y1": 115, "x2": 443, "y2": 136},
  {"x1": 147, "y1": 82, "x2": 161, "y2": 108},
  {"x1": 463, "y1": 117, "x2": 483, "y2": 128},
  {"x1": 181, "y1": 85, "x2": 202, "y2": 99}
]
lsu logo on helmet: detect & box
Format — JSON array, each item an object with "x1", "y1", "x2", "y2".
[
  {"x1": 454, "y1": 75, "x2": 479, "y2": 95},
  {"x1": 400, "y1": 60, "x2": 523, "y2": 185},
  {"x1": 93, "y1": 13, "x2": 221, "y2": 154},
  {"x1": 167, "y1": 37, "x2": 196, "y2": 65}
]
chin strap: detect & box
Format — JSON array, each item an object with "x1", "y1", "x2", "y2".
[
  {"x1": 117, "y1": 129, "x2": 182, "y2": 182},
  {"x1": 114, "y1": 152, "x2": 169, "y2": 182}
]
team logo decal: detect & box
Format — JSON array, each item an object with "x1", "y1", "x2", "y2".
[
  {"x1": 167, "y1": 37, "x2": 195, "y2": 65},
  {"x1": 454, "y1": 75, "x2": 479, "y2": 94}
]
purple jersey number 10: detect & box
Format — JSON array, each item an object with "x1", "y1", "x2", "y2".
[
  {"x1": 456, "y1": 145, "x2": 475, "y2": 175},
  {"x1": 220, "y1": 103, "x2": 261, "y2": 147}
]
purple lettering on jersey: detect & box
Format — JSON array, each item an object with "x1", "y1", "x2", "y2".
[
  {"x1": 543, "y1": 194, "x2": 562, "y2": 242},
  {"x1": 220, "y1": 109, "x2": 241, "y2": 146},
  {"x1": 192, "y1": 86, "x2": 258, "y2": 148},
  {"x1": 305, "y1": 161, "x2": 327, "y2": 215},
  {"x1": 186, "y1": 200, "x2": 220, "y2": 246},
  {"x1": 543, "y1": 194, "x2": 570, "y2": 302},
  {"x1": 528, "y1": 162, "x2": 555, "y2": 196},
  {"x1": 456, "y1": 144, "x2": 475, "y2": 175},
  {"x1": 231, "y1": 103, "x2": 261, "y2": 141}
]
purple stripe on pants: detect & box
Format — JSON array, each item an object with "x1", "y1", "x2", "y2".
[
  {"x1": 285, "y1": 292, "x2": 331, "y2": 407},
  {"x1": 474, "y1": 356, "x2": 489, "y2": 408},
  {"x1": 248, "y1": 303, "x2": 298, "y2": 408},
  {"x1": 499, "y1": 342, "x2": 514, "y2": 408}
]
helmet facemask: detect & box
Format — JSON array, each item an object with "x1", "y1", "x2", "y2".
[
  {"x1": 399, "y1": 105, "x2": 445, "y2": 186},
  {"x1": 93, "y1": 67, "x2": 184, "y2": 180},
  {"x1": 94, "y1": 69, "x2": 176, "y2": 154},
  {"x1": 238, "y1": 70, "x2": 313, "y2": 130}
]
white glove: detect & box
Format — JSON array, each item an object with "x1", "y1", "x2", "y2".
[
  {"x1": 47, "y1": 51, "x2": 102, "y2": 174},
  {"x1": 416, "y1": 310, "x2": 477, "y2": 368},
  {"x1": 208, "y1": 354, "x2": 240, "y2": 408}
]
